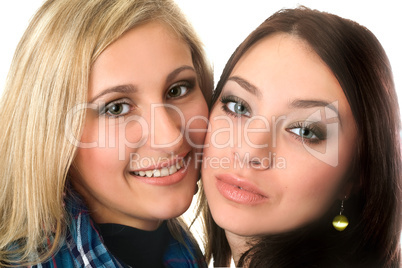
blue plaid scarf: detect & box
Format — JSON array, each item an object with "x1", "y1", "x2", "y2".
[{"x1": 31, "y1": 196, "x2": 207, "y2": 268}]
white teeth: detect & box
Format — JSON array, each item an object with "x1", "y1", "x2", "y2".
[
  {"x1": 160, "y1": 167, "x2": 169, "y2": 176},
  {"x1": 132, "y1": 158, "x2": 185, "y2": 178},
  {"x1": 169, "y1": 165, "x2": 177, "y2": 175},
  {"x1": 153, "y1": 169, "x2": 161, "y2": 177}
]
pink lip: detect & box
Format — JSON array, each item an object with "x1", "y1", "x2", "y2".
[{"x1": 215, "y1": 173, "x2": 268, "y2": 205}]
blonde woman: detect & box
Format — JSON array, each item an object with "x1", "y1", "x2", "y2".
[{"x1": 0, "y1": 0, "x2": 212, "y2": 267}]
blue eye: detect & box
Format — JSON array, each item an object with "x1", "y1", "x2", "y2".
[
  {"x1": 104, "y1": 102, "x2": 131, "y2": 116},
  {"x1": 220, "y1": 95, "x2": 251, "y2": 117},
  {"x1": 286, "y1": 122, "x2": 326, "y2": 145},
  {"x1": 225, "y1": 102, "x2": 251, "y2": 116},
  {"x1": 288, "y1": 127, "x2": 317, "y2": 139}
]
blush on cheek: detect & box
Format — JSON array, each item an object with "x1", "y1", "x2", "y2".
[{"x1": 75, "y1": 147, "x2": 119, "y2": 177}]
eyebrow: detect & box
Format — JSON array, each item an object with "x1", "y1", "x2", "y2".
[
  {"x1": 227, "y1": 76, "x2": 262, "y2": 98},
  {"x1": 166, "y1": 65, "x2": 196, "y2": 84},
  {"x1": 90, "y1": 65, "x2": 196, "y2": 103},
  {"x1": 290, "y1": 99, "x2": 338, "y2": 113},
  {"x1": 90, "y1": 84, "x2": 136, "y2": 103},
  {"x1": 289, "y1": 99, "x2": 341, "y2": 124}
]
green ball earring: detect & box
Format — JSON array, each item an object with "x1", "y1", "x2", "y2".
[{"x1": 332, "y1": 199, "x2": 349, "y2": 231}]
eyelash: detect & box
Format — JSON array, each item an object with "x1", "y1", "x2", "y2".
[
  {"x1": 166, "y1": 79, "x2": 196, "y2": 99},
  {"x1": 219, "y1": 94, "x2": 328, "y2": 145},
  {"x1": 98, "y1": 79, "x2": 196, "y2": 118},
  {"x1": 220, "y1": 95, "x2": 252, "y2": 118},
  {"x1": 99, "y1": 99, "x2": 132, "y2": 118},
  {"x1": 286, "y1": 121, "x2": 327, "y2": 145}
]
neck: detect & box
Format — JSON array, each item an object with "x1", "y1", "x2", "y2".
[{"x1": 225, "y1": 230, "x2": 254, "y2": 267}]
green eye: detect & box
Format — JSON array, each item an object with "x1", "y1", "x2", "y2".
[
  {"x1": 167, "y1": 84, "x2": 190, "y2": 99},
  {"x1": 105, "y1": 103, "x2": 130, "y2": 116}
]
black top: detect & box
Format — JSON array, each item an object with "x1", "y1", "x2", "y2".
[{"x1": 98, "y1": 221, "x2": 170, "y2": 268}]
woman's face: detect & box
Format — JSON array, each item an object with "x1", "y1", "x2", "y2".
[
  {"x1": 202, "y1": 33, "x2": 357, "y2": 236},
  {"x1": 71, "y1": 22, "x2": 208, "y2": 230}
]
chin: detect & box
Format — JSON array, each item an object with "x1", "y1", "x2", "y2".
[
  {"x1": 217, "y1": 219, "x2": 257, "y2": 236},
  {"x1": 154, "y1": 195, "x2": 193, "y2": 220},
  {"x1": 217, "y1": 215, "x2": 312, "y2": 237},
  {"x1": 210, "y1": 208, "x2": 269, "y2": 237}
]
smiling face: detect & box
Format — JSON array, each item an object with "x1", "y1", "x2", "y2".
[
  {"x1": 202, "y1": 33, "x2": 357, "y2": 237},
  {"x1": 70, "y1": 21, "x2": 208, "y2": 230}
]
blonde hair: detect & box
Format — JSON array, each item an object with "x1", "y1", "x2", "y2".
[{"x1": 0, "y1": 0, "x2": 212, "y2": 266}]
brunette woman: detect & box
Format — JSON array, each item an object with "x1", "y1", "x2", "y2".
[{"x1": 201, "y1": 7, "x2": 401, "y2": 267}]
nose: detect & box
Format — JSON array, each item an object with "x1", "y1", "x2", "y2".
[
  {"x1": 148, "y1": 103, "x2": 184, "y2": 152},
  {"x1": 232, "y1": 116, "x2": 273, "y2": 170}
]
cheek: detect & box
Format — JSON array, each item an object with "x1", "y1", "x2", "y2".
[
  {"x1": 202, "y1": 124, "x2": 226, "y2": 165},
  {"x1": 203, "y1": 109, "x2": 235, "y2": 151},
  {"x1": 77, "y1": 118, "x2": 118, "y2": 166},
  {"x1": 80, "y1": 116, "x2": 146, "y2": 157},
  {"x1": 79, "y1": 117, "x2": 100, "y2": 144},
  {"x1": 282, "y1": 126, "x2": 355, "y2": 201},
  {"x1": 72, "y1": 119, "x2": 129, "y2": 185},
  {"x1": 184, "y1": 100, "x2": 209, "y2": 146},
  {"x1": 282, "y1": 157, "x2": 348, "y2": 218},
  {"x1": 74, "y1": 147, "x2": 120, "y2": 182}
]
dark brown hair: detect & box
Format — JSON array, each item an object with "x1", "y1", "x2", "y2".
[{"x1": 202, "y1": 7, "x2": 401, "y2": 267}]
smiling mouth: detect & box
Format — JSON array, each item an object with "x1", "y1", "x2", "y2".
[{"x1": 130, "y1": 159, "x2": 185, "y2": 178}]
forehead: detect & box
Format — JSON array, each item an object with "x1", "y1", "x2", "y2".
[
  {"x1": 88, "y1": 21, "x2": 193, "y2": 98},
  {"x1": 231, "y1": 33, "x2": 346, "y2": 105},
  {"x1": 95, "y1": 21, "x2": 189, "y2": 65}
]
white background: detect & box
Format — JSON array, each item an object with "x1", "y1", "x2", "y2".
[
  {"x1": 0, "y1": 1, "x2": 400, "y2": 265},
  {"x1": 0, "y1": 1, "x2": 401, "y2": 104}
]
